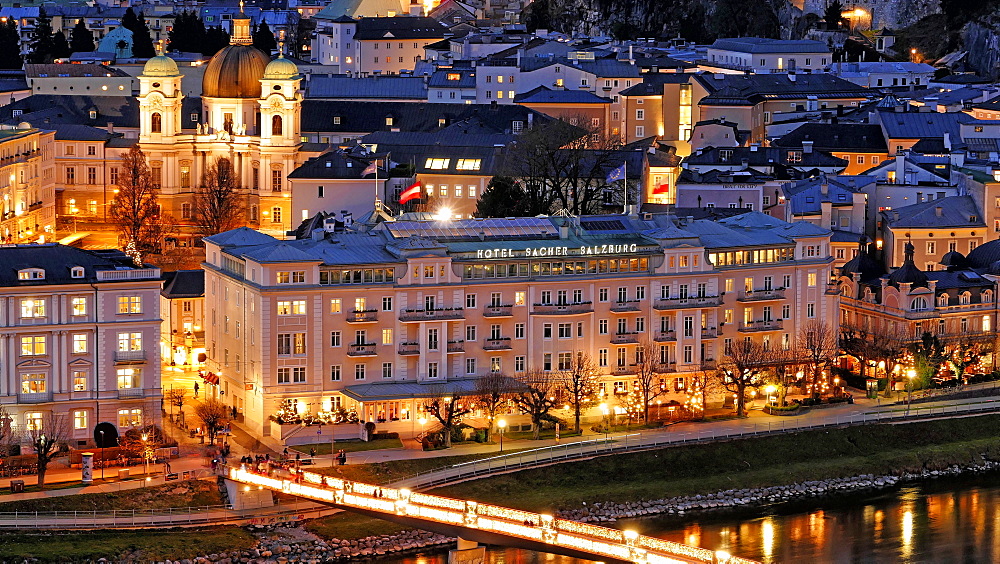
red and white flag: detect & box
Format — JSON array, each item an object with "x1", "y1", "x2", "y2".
[
  {"x1": 361, "y1": 161, "x2": 378, "y2": 176},
  {"x1": 399, "y1": 181, "x2": 422, "y2": 204},
  {"x1": 653, "y1": 182, "x2": 670, "y2": 194}
]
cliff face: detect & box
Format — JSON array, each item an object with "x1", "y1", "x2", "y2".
[{"x1": 962, "y1": 18, "x2": 1000, "y2": 79}]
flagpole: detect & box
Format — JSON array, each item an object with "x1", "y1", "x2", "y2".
[{"x1": 623, "y1": 160, "x2": 628, "y2": 215}]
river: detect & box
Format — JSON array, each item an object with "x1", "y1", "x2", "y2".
[{"x1": 381, "y1": 472, "x2": 1000, "y2": 563}]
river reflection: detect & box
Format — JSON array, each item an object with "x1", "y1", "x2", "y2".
[{"x1": 380, "y1": 473, "x2": 1000, "y2": 564}]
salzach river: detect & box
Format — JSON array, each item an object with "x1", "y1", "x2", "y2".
[{"x1": 385, "y1": 472, "x2": 1000, "y2": 563}]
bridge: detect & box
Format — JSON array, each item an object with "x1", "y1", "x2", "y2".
[{"x1": 223, "y1": 465, "x2": 759, "y2": 564}]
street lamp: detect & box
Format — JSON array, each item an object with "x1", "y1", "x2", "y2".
[
  {"x1": 906, "y1": 369, "x2": 916, "y2": 414},
  {"x1": 764, "y1": 384, "x2": 777, "y2": 406},
  {"x1": 141, "y1": 433, "x2": 149, "y2": 476},
  {"x1": 497, "y1": 418, "x2": 506, "y2": 452},
  {"x1": 98, "y1": 430, "x2": 105, "y2": 481},
  {"x1": 655, "y1": 399, "x2": 662, "y2": 421}
]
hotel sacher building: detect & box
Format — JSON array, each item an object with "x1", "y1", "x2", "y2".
[{"x1": 203, "y1": 210, "x2": 837, "y2": 441}]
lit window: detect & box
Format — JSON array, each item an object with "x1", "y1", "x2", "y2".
[
  {"x1": 447, "y1": 73, "x2": 461, "y2": 81},
  {"x1": 117, "y1": 367, "x2": 139, "y2": 389},
  {"x1": 118, "y1": 408, "x2": 142, "y2": 428},
  {"x1": 424, "y1": 158, "x2": 450, "y2": 169},
  {"x1": 73, "y1": 370, "x2": 87, "y2": 391},
  {"x1": 73, "y1": 410, "x2": 88, "y2": 430},
  {"x1": 20, "y1": 336, "x2": 45, "y2": 356},
  {"x1": 455, "y1": 159, "x2": 481, "y2": 171},
  {"x1": 21, "y1": 373, "x2": 46, "y2": 394},
  {"x1": 20, "y1": 298, "x2": 45, "y2": 318},
  {"x1": 72, "y1": 333, "x2": 88, "y2": 354},
  {"x1": 117, "y1": 295, "x2": 142, "y2": 314}
]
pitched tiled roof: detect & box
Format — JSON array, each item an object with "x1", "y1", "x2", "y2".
[
  {"x1": 0, "y1": 244, "x2": 155, "y2": 287},
  {"x1": 774, "y1": 123, "x2": 888, "y2": 152},
  {"x1": 161, "y1": 270, "x2": 205, "y2": 298},
  {"x1": 883, "y1": 195, "x2": 984, "y2": 228},
  {"x1": 514, "y1": 86, "x2": 610, "y2": 104},
  {"x1": 353, "y1": 16, "x2": 447, "y2": 40}
]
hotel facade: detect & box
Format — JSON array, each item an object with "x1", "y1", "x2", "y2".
[{"x1": 203, "y1": 211, "x2": 838, "y2": 441}]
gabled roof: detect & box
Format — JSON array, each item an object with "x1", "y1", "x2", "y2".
[
  {"x1": 301, "y1": 100, "x2": 548, "y2": 135},
  {"x1": 693, "y1": 73, "x2": 870, "y2": 102},
  {"x1": 305, "y1": 75, "x2": 428, "y2": 100},
  {"x1": 288, "y1": 150, "x2": 379, "y2": 180},
  {"x1": 26, "y1": 64, "x2": 131, "y2": 79},
  {"x1": 0, "y1": 95, "x2": 139, "y2": 128},
  {"x1": 204, "y1": 226, "x2": 278, "y2": 247},
  {"x1": 685, "y1": 146, "x2": 848, "y2": 169},
  {"x1": 774, "y1": 123, "x2": 888, "y2": 153},
  {"x1": 312, "y1": 0, "x2": 404, "y2": 20},
  {"x1": 883, "y1": 195, "x2": 984, "y2": 229},
  {"x1": 876, "y1": 110, "x2": 977, "y2": 140},
  {"x1": 514, "y1": 85, "x2": 610, "y2": 104},
  {"x1": 782, "y1": 175, "x2": 872, "y2": 215},
  {"x1": 353, "y1": 16, "x2": 447, "y2": 40},
  {"x1": 161, "y1": 270, "x2": 205, "y2": 298}
]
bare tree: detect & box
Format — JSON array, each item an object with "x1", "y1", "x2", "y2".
[
  {"x1": 633, "y1": 339, "x2": 667, "y2": 422},
  {"x1": 718, "y1": 339, "x2": 772, "y2": 417},
  {"x1": 26, "y1": 413, "x2": 69, "y2": 488},
  {"x1": 797, "y1": 321, "x2": 839, "y2": 398},
  {"x1": 766, "y1": 347, "x2": 799, "y2": 406},
  {"x1": 474, "y1": 372, "x2": 514, "y2": 442},
  {"x1": 869, "y1": 323, "x2": 911, "y2": 398},
  {"x1": 0, "y1": 405, "x2": 12, "y2": 457},
  {"x1": 424, "y1": 390, "x2": 473, "y2": 448},
  {"x1": 512, "y1": 369, "x2": 559, "y2": 440},
  {"x1": 193, "y1": 157, "x2": 246, "y2": 237},
  {"x1": 559, "y1": 351, "x2": 599, "y2": 433},
  {"x1": 686, "y1": 361, "x2": 723, "y2": 419},
  {"x1": 945, "y1": 333, "x2": 995, "y2": 383},
  {"x1": 166, "y1": 388, "x2": 188, "y2": 425},
  {"x1": 108, "y1": 145, "x2": 163, "y2": 265},
  {"x1": 194, "y1": 399, "x2": 230, "y2": 445}
]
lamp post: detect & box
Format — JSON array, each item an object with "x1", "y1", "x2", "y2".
[
  {"x1": 599, "y1": 403, "x2": 609, "y2": 441},
  {"x1": 141, "y1": 433, "x2": 149, "y2": 476},
  {"x1": 906, "y1": 369, "x2": 916, "y2": 415},
  {"x1": 497, "y1": 418, "x2": 506, "y2": 452},
  {"x1": 99, "y1": 430, "x2": 105, "y2": 481},
  {"x1": 764, "y1": 385, "x2": 777, "y2": 407}
]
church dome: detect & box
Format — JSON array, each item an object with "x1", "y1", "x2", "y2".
[
  {"x1": 887, "y1": 241, "x2": 929, "y2": 288},
  {"x1": 967, "y1": 238, "x2": 1000, "y2": 268},
  {"x1": 202, "y1": 45, "x2": 270, "y2": 98},
  {"x1": 263, "y1": 55, "x2": 300, "y2": 80},
  {"x1": 143, "y1": 53, "x2": 179, "y2": 77}
]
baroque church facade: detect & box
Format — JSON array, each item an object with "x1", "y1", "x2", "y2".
[{"x1": 136, "y1": 8, "x2": 315, "y2": 242}]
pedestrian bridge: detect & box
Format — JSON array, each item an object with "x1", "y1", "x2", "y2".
[{"x1": 223, "y1": 465, "x2": 757, "y2": 564}]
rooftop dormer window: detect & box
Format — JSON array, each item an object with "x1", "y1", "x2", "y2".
[
  {"x1": 17, "y1": 268, "x2": 44, "y2": 280},
  {"x1": 71, "y1": 266, "x2": 84, "y2": 278},
  {"x1": 447, "y1": 73, "x2": 461, "y2": 81},
  {"x1": 425, "y1": 158, "x2": 450, "y2": 170},
  {"x1": 719, "y1": 149, "x2": 733, "y2": 162}
]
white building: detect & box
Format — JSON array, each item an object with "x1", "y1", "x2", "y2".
[
  {"x1": 0, "y1": 244, "x2": 162, "y2": 448},
  {"x1": 703, "y1": 38, "x2": 831, "y2": 74}
]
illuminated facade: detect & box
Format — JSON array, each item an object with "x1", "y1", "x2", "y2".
[
  {"x1": 204, "y1": 211, "x2": 837, "y2": 442},
  {"x1": 0, "y1": 126, "x2": 56, "y2": 244},
  {"x1": 0, "y1": 244, "x2": 162, "y2": 446}
]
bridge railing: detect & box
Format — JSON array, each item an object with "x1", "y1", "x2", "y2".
[
  {"x1": 394, "y1": 399, "x2": 1000, "y2": 489},
  {"x1": 225, "y1": 465, "x2": 757, "y2": 564}
]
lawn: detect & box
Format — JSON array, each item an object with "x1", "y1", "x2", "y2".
[
  {"x1": 289, "y1": 437, "x2": 403, "y2": 456},
  {"x1": 0, "y1": 479, "x2": 223, "y2": 513},
  {"x1": 305, "y1": 512, "x2": 412, "y2": 540},
  {"x1": 314, "y1": 448, "x2": 534, "y2": 484},
  {"x1": 0, "y1": 528, "x2": 254, "y2": 562},
  {"x1": 432, "y1": 414, "x2": 1000, "y2": 513}
]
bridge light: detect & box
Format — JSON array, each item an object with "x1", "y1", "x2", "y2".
[
  {"x1": 623, "y1": 530, "x2": 639, "y2": 541},
  {"x1": 715, "y1": 550, "x2": 732, "y2": 563}
]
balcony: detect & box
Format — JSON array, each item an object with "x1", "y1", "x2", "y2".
[
  {"x1": 398, "y1": 342, "x2": 420, "y2": 355},
  {"x1": 447, "y1": 340, "x2": 465, "y2": 353},
  {"x1": 347, "y1": 343, "x2": 378, "y2": 356},
  {"x1": 739, "y1": 320, "x2": 784, "y2": 332},
  {"x1": 114, "y1": 350, "x2": 146, "y2": 363},
  {"x1": 738, "y1": 289, "x2": 785, "y2": 302},
  {"x1": 701, "y1": 328, "x2": 718, "y2": 338},
  {"x1": 345, "y1": 309, "x2": 378, "y2": 323},
  {"x1": 399, "y1": 307, "x2": 465, "y2": 322},
  {"x1": 532, "y1": 302, "x2": 593, "y2": 315},
  {"x1": 483, "y1": 337, "x2": 512, "y2": 351},
  {"x1": 483, "y1": 305, "x2": 514, "y2": 317},
  {"x1": 17, "y1": 391, "x2": 52, "y2": 404},
  {"x1": 653, "y1": 295, "x2": 723, "y2": 310},
  {"x1": 611, "y1": 332, "x2": 639, "y2": 344},
  {"x1": 612, "y1": 366, "x2": 637, "y2": 376},
  {"x1": 653, "y1": 330, "x2": 676, "y2": 342},
  {"x1": 610, "y1": 300, "x2": 641, "y2": 313},
  {"x1": 117, "y1": 387, "x2": 144, "y2": 399}
]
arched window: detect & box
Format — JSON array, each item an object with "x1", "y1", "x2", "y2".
[
  {"x1": 960, "y1": 291, "x2": 972, "y2": 305},
  {"x1": 983, "y1": 289, "x2": 994, "y2": 303},
  {"x1": 151, "y1": 112, "x2": 162, "y2": 133},
  {"x1": 937, "y1": 293, "x2": 949, "y2": 306},
  {"x1": 272, "y1": 115, "x2": 283, "y2": 136},
  {"x1": 910, "y1": 297, "x2": 928, "y2": 311}
]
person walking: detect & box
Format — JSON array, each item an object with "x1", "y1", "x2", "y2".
[{"x1": 194, "y1": 382, "x2": 200, "y2": 398}]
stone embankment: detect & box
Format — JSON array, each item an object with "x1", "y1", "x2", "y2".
[
  {"x1": 179, "y1": 528, "x2": 453, "y2": 564},
  {"x1": 559, "y1": 460, "x2": 1000, "y2": 523}
]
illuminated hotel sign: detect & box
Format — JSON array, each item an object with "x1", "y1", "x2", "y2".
[{"x1": 476, "y1": 243, "x2": 640, "y2": 259}]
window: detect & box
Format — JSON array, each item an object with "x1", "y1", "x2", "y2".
[
  {"x1": 425, "y1": 158, "x2": 450, "y2": 169},
  {"x1": 808, "y1": 273, "x2": 817, "y2": 287},
  {"x1": 807, "y1": 303, "x2": 815, "y2": 318},
  {"x1": 466, "y1": 293, "x2": 477, "y2": 308},
  {"x1": 455, "y1": 159, "x2": 481, "y2": 170},
  {"x1": 73, "y1": 370, "x2": 87, "y2": 391},
  {"x1": 20, "y1": 298, "x2": 45, "y2": 318},
  {"x1": 272, "y1": 169, "x2": 283, "y2": 192},
  {"x1": 599, "y1": 319, "x2": 608, "y2": 334},
  {"x1": 382, "y1": 328, "x2": 393, "y2": 345},
  {"x1": 330, "y1": 331, "x2": 342, "y2": 347},
  {"x1": 382, "y1": 297, "x2": 393, "y2": 311},
  {"x1": 117, "y1": 367, "x2": 139, "y2": 389},
  {"x1": 558, "y1": 323, "x2": 572, "y2": 338},
  {"x1": 330, "y1": 298, "x2": 342, "y2": 313},
  {"x1": 381, "y1": 362, "x2": 393, "y2": 379},
  {"x1": 355, "y1": 364, "x2": 367, "y2": 380},
  {"x1": 117, "y1": 295, "x2": 142, "y2": 314},
  {"x1": 636, "y1": 109, "x2": 645, "y2": 120},
  {"x1": 543, "y1": 323, "x2": 553, "y2": 339},
  {"x1": 117, "y1": 332, "x2": 142, "y2": 351},
  {"x1": 635, "y1": 126, "x2": 644, "y2": 137},
  {"x1": 427, "y1": 362, "x2": 439, "y2": 378},
  {"x1": 20, "y1": 336, "x2": 45, "y2": 356},
  {"x1": 466, "y1": 325, "x2": 477, "y2": 342},
  {"x1": 72, "y1": 333, "x2": 88, "y2": 354},
  {"x1": 599, "y1": 288, "x2": 609, "y2": 302},
  {"x1": 515, "y1": 356, "x2": 526, "y2": 372},
  {"x1": 118, "y1": 409, "x2": 142, "y2": 428},
  {"x1": 543, "y1": 353, "x2": 552, "y2": 371},
  {"x1": 21, "y1": 373, "x2": 46, "y2": 393},
  {"x1": 515, "y1": 323, "x2": 525, "y2": 339},
  {"x1": 466, "y1": 358, "x2": 477, "y2": 374},
  {"x1": 73, "y1": 410, "x2": 88, "y2": 430}
]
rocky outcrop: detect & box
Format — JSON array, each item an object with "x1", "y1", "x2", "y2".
[
  {"x1": 558, "y1": 460, "x2": 1000, "y2": 523},
  {"x1": 962, "y1": 18, "x2": 1000, "y2": 79}
]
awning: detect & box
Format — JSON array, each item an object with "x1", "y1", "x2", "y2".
[
  {"x1": 342, "y1": 379, "x2": 482, "y2": 403},
  {"x1": 57, "y1": 232, "x2": 91, "y2": 246}
]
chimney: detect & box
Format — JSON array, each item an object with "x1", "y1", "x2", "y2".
[
  {"x1": 802, "y1": 140, "x2": 813, "y2": 154},
  {"x1": 107, "y1": 121, "x2": 114, "y2": 134},
  {"x1": 893, "y1": 211, "x2": 900, "y2": 221},
  {"x1": 944, "y1": 132, "x2": 952, "y2": 151},
  {"x1": 559, "y1": 224, "x2": 569, "y2": 238},
  {"x1": 820, "y1": 181, "x2": 828, "y2": 195},
  {"x1": 935, "y1": 206, "x2": 943, "y2": 217},
  {"x1": 311, "y1": 228, "x2": 325, "y2": 241},
  {"x1": 787, "y1": 73, "x2": 796, "y2": 82},
  {"x1": 741, "y1": 158, "x2": 749, "y2": 168}
]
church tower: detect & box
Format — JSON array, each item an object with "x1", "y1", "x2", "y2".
[
  {"x1": 258, "y1": 45, "x2": 302, "y2": 147},
  {"x1": 137, "y1": 46, "x2": 184, "y2": 143}
]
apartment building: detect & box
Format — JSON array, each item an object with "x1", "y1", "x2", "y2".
[
  {"x1": 203, "y1": 211, "x2": 837, "y2": 442},
  {"x1": 0, "y1": 125, "x2": 56, "y2": 245},
  {"x1": 313, "y1": 16, "x2": 447, "y2": 74},
  {"x1": 702, "y1": 38, "x2": 832, "y2": 74},
  {"x1": 0, "y1": 244, "x2": 162, "y2": 447}
]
